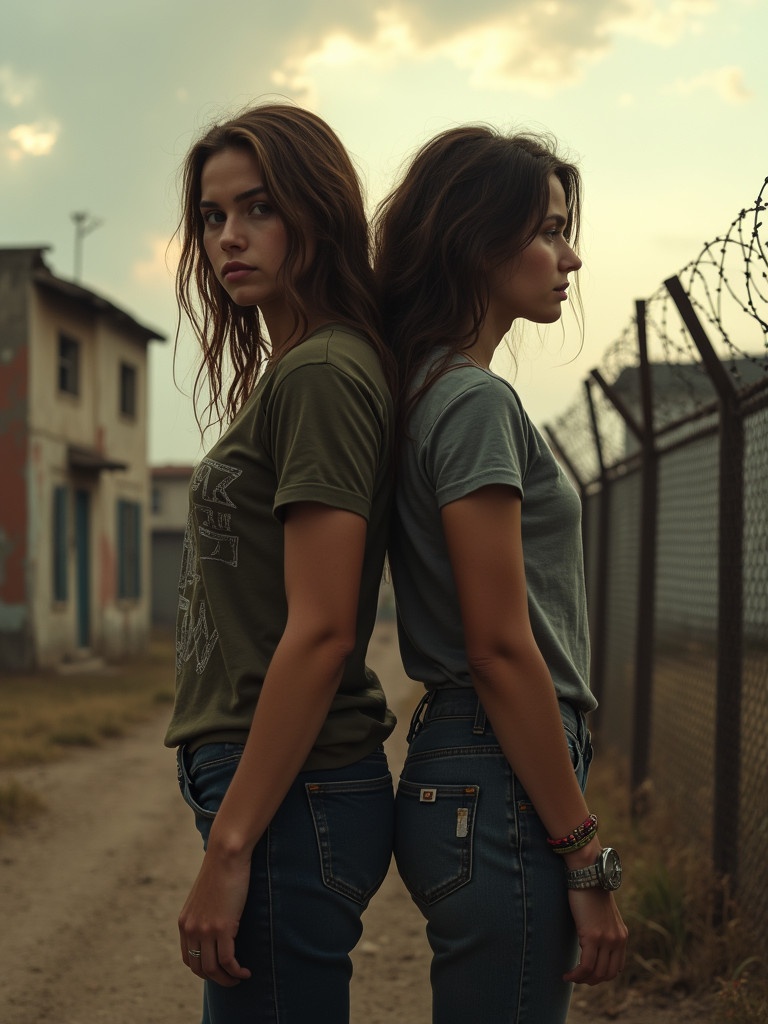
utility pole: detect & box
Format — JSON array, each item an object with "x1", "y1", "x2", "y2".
[{"x1": 71, "y1": 211, "x2": 103, "y2": 281}]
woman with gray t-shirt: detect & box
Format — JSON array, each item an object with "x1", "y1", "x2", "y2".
[{"x1": 374, "y1": 125, "x2": 628, "y2": 1024}]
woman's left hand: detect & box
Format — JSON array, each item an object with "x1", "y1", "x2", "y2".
[
  {"x1": 178, "y1": 844, "x2": 254, "y2": 987},
  {"x1": 563, "y1": 888, "x2": 628, "y2": 985}
]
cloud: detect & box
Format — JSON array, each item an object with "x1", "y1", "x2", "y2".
[
  {"x1": 270, "y1": 0, "x2": 720, "y2": 99},
  {"x1": 1, "y1": 66, "x2": 58, "y2": 162},
  {"x1": 6, "y1": 121, "x2": 59, "y2": 161},
  {"x1": 669, "y1": 65, "x2": 753, "y2": 102},
  {"x1": 605, "y1": 0, "x2": 716, "y2": 45},
  {"x1": 271, "y1": 11, "x2": 418, "y2": 102},
  {"x1": 0, "y1": 66, "x2": 37, "y2": 108},
  {"x1": 272, "y1": 5, "x2": 599, "y2": 100}
]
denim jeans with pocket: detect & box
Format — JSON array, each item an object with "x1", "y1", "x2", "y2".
[
  {"x1": 177, "y1": 742, "x2": 394, "y2": 1024},
  {"x1": 394, "y1": 688, "x2": 592, "y2": 1024}
]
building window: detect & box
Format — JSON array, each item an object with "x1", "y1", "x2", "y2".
[
  {"x1": 53, "y1": 485, "x2": 69, "y2": 601},
  {"x1": 120, "y1": 362, "x2": 137, "y2": 417},
  {"x1": 117, "y1": 499, "x2": 141, "y2": 599},
  {"x1": 151, "y1": 485, "x2": 162, "y2": 514},
  {"x1": 58, "y1": 334, "x2": 80, "y2": 395}
]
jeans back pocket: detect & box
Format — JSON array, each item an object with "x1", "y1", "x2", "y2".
[
  {"x1": 305, "y1": 772, "x2": 394, "y2": 906},
  {"x1": 394, "y1": 779, "x2": 479, "y2": 906}
]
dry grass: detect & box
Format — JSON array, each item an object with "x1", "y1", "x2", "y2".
[
  {"x1": 0, "y1": 632, "x2": 175, "y2": 831},
  {"x1": 573, "y1": 749, "x2": 768, "y2": 1022},
  {"x1": 0, "y1": 779, "x2": 47, "y2": 837},
  {"x1": 0, "y1": 633, "x2": 175, "y2": 771}
]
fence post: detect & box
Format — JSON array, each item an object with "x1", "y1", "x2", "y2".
[
  {"x1": 584, "y1": 378, "x2": 609, "y2": 713},
  {"x1": 632, "y1": 300, "x2": 658, "y2": 801},
  {"x1": 588, "y1": 304, "x2": 659, "y2": 801},
  {"x1": 664, "y1": 275, "x2": 743, "y2": 884}
]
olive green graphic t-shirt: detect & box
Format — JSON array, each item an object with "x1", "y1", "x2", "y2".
[{"x1": 165, "y1": 326, "x2": 396, "y2": 769}]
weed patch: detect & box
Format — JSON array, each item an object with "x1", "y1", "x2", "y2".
[
  {"x1": 0, "y1": 780, "x2": 46, "y2": 835},
  {"x1": 572, "y1": 751, "x2": 768, "y2": 1022},
  {"x1": 0, "y1": 634, "x2": 175, "y2": 769}
]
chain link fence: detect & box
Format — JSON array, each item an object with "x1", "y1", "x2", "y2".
[{"x1": 546, "y1": 177, "x2": 768, "y2": 943}]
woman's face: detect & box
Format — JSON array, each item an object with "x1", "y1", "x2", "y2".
[
  {"x1": 199, "y1": 146, "x2": 295, "y2": 317},
  {"x1": 488, "y1": 174, "x2": 582, "y2": 326}
]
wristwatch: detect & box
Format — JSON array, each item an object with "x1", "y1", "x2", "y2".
[{"x1": 566, "y1": 847, "x2": 622, "y2": 891}]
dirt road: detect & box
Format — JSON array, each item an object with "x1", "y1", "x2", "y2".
[{"x1": 1, "y1": 623, "x2": 699, "y2": 1023}]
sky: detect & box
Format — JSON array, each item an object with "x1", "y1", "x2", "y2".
[{"x1": 2, "y1": 0, "x2": 766, "y2": 466}]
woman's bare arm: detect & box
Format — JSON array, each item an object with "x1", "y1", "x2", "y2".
[
  {"x1": 441, "y1": 484, "x2": 627, "y2": 984},
  {"x1": 178, "y1": 502, "x2": 368, "y2": 986}
]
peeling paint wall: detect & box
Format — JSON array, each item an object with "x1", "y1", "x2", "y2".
[
  {"x1": 1, "y1": 249, "x2": 156, "y2": 670},
  {"x1": 0, "y1": 253, "x2": 32, "y2": 668}
]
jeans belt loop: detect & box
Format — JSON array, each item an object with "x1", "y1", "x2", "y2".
[
  {"x1": 407, "y1": 690, "x2": 432, "y2": 743},
  {"x1": 472, "y1": 697, "x2": 488, "y2": 735}
]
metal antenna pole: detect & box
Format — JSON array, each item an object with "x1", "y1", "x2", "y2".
[{"x1": 71, "y1": 211, "x2": 103, "y2": 281}]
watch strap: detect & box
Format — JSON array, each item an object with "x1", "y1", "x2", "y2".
[{"x1": 565, "y1": 863, "x2": 602, "y2": 889}]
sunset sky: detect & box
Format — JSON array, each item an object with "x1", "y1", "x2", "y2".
[{"x1": 3, "y1": 0, "x2": 765, "y2": 464}]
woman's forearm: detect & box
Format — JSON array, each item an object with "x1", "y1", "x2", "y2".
[
  {"x1": 205, "y1": 502, "x2": 368, "y2": 862},
  {"x1": 441, "y1": 486, "x2": 599, "y2": 857},
  {"x1": 468, "y1": 646, "x2": 600, "y2": 865},
  {"x1": 204, "y1": 629, "x2": 350, "y2": 860}
]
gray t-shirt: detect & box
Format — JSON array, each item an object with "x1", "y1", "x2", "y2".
[{"x1": 389, "y1": 356, "x2": 597, "y2": 713}]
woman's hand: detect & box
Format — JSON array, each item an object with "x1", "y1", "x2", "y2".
[
  {"x1": 563, "y1": 888, "x2": 628, "y2": 985},
  {"x1": 178, "y1": 842, "x2": 253, "y2": 987}
]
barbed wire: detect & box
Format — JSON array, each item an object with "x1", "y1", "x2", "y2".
[
  {"x1": 548, "y1": 177, "x2": 768, "y2": 482},
  {"x1": 650, "y1": 176, "x2": 768, "y2": 382},
  {"x1": 547, "y1": 387, "x2": 599, "y2": 486},
  {"x1": 597, "y1": 321, "x2": 640, "y2": 388},
  {"x1": 681, "y1": 175, "x2": 768, "y2": 367}
]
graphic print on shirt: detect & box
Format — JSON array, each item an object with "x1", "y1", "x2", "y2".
[{"x1": 176, "y1": 457, "x2": 242, "y2": 674}]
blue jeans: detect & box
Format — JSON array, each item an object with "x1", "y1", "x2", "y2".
[
  {"x1": 177, "y1": 743, "x2": 394, "y2": 1024},
  {"x1": 394, "y1": 689, "x2": 592, "y2": 1024}
]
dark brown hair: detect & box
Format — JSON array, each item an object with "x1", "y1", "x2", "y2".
[
  {"x1": 373, "y1": 124, "x2": 582, "y2": 423},
  {"x1": 174, "y1": 102, "x2": 392, "y2": 431}
]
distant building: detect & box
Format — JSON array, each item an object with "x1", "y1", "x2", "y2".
[
  {"x1": 0, "y1": 247, "x2": 165, "y2": 670},
  {"x1": 150, "y1": 464, "x2": 193, "y2": 630},
  {"x1": 612, "y1": 357, "x2": 766, "y2": 447}
]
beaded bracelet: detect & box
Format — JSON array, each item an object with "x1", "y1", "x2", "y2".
[{"x1": 547, "y1": 813, "x2": 598, "y2": 854}]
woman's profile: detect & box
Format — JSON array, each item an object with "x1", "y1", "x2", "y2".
[{"x1": 375, "y1": 124, "x2": 628, "y2": 1023}]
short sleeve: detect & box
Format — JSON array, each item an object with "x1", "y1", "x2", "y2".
[
  {"x1": 267, "y1": 363, "x2": 384, "y2": 521},
  {"x1": 420, "y1": 376, "x2": 528, "y2": 508}
]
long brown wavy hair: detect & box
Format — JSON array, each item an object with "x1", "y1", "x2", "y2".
[
  {"x1": 373, "y1": 124, "x2": 582, "y2": 427},
  {"x1": 174, "y1": 102, "x2": 393, "y2": 432}
]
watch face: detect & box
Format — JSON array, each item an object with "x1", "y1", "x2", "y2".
[{"x1": 599, "y1": 848, "x2": 622, "y2": 891}]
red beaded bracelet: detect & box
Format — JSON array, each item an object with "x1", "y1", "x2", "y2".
[{"x1": 547, "y1": 813, "x2": 598, "y2": 853}]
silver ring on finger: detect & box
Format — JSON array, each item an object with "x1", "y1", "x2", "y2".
[{"x1": 188, "y1": 948, "x2": 202, "y2": 958}]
